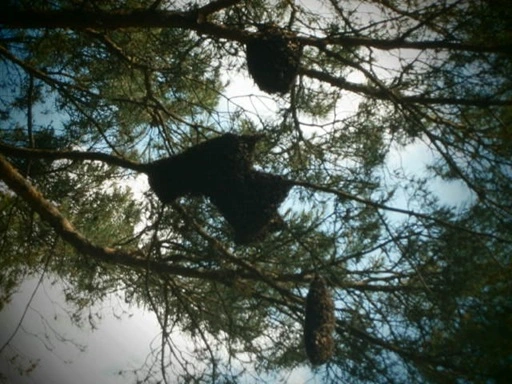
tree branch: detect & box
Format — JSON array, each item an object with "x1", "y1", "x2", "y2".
[
  {"x1": 0, "y1": 8, "x2": 250, "y2": 41},
  {"x1": 0, "y1": 141, "x2": 148, "y2": 173},
  {"x1": 0, "y1": 153, "x2": 238, "y2": 284},
  {"x1": 341, "y1": 321, "x2": 469, "y2": 377},
  {"x1": 2, "y1": 8, "x2": 511, "y2": 54},
  {"x1": 0, "y1": 44, "x2": 98, "y2": 98},
  {"x1": 3, "y1": 141, "x2": 509, "y2": 245},
  {"x1": 301, "y1": 68, "x2": 512, "y2": 107},
  {"x1": 0, "y1": 153, "x2": 136, "y2": 258},
  {"x1": 320, "y1": 35, "x2": 512, "y2": 55},
  {"x1": 291, "y1": 179, "x2": 511, "y2": 244}
]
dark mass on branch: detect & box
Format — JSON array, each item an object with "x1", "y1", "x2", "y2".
[
  {"x1": 209, "y1": 171, "x2": 291, "y2": 244},
  {"x1": 145, "y1": 133, "x2": 262, "y2": 202},
  {"x1": 246, "y1": 24, "x2": 302, "y2": 94},
  {"x1": 143, "y1": 133, "x2": 291, "y2": 244},
  {"x1": 304, "y1": 274, "x2": 336, "y2": 366}
]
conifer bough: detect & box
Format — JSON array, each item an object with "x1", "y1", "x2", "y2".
[
  {"x1": 144, "y1": 133, "x2": 291, "y2": 244},
  {"x1": 246, "y1": 25, "x2": 302, "y2": 94},
  {"x1": 304, "y1": 274, "x2": 336, "y2": 365}
]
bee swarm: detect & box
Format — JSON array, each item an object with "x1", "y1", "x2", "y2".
[
  {"x1": 246, "y1": 25, "x2": 302, "y2": 94},
  {"x1": 145, "y1": 133, "x2": 291, "y2": 244},
  {"x1": 304, "y1": 274, "x2": 336, "y2": 365}
]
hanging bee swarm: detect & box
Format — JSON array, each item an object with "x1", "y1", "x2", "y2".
[
  {"x1": 144, "y1": 133, "x2": 263, "y2": 203},
  {"x1": 246, "y1": 25, "x2": 302, "y2": 94},
  {"x1": 209, "y1": 171, "x2": 292, "y2": 244},
  {"x1": 304, "y1": 275, "x2": 336, "y2": 365},
  {"x1": 144, "y1": 133, "x2": 292, "y2": 244}
]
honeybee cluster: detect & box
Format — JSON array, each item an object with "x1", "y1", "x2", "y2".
[
  {"x1": 210, "y1": 170, "x2": 290, "y2": 244},
  {"x1": 145, "y1": 133, "x2": 291, "y2": 244},
  {"x1": 246, "y1": 24, "x2": 302, "y2": 94},
  {"x1": 304, "y1": 275, "x2": 336, "y2": 365}
]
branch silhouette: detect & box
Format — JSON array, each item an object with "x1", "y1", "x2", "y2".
[
  {"x1": 0, "y1": 153, "x2": 245, "y2": 284},
  {"x1": 0, "y1": 141, "x2": 147, "y2": 172},
  {"x1": 2, "y1": 6, "x2": 511, "y2": 55},
  {"x1": 301, "y1": 68, "x2": 512, "y2": 107},
  {"x1": 3, "y1": 142, "x2": 508, "y2": 245}
]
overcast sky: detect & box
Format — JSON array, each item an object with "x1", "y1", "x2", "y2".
[{"x1": 0, "y1": 274, "x2": 317, "y2": 384}]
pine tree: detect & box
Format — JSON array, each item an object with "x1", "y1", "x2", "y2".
[{"x1": 0, "y1": 1, "x2": 511, "y2": 383}]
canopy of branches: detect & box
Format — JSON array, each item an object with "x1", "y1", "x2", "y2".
[{"x1": 0, "y1": 1, "x2": 511, "y2": 383}]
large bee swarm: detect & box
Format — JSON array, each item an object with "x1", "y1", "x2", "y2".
[
  {"x1": 145, "y1": 133, "x2": 262, "y2": 203},
  {"x1": 144, "y1": 133, "x2": 291, "y2": 244},
  {"x1": 209, "y1": 171, "x2": 292, "y2": 244},
  {"x1": 304, "y1": 275, "x2": 336, "y2": 365},
  {"x1": 246, "y1": 26, "x2": 302, "y2": 94}
]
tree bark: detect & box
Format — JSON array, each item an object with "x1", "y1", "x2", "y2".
[
  {"x1": 2, "y1": 7, "x2": 511, "y2": 54},
  {"x1": 0, "y1": 153, "x2": 237, "y2": 284}
]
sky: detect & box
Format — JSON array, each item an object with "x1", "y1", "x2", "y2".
[
  {"x1": 0, "y1": 275, "x2": 165, "y2": 384},
  {"x1": 0, "y1": 275, "x2": 317, "y2": 384}
]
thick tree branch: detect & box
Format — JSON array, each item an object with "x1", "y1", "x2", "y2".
[
  {"x1": 0, "y1": 153, "x2": 238, "y2": 284},
  {"x1": 0, "y1": 8, "x2": 250, "y2": 41},
  {"x1": 0, "y1": 153, "x2": 138, "y2": 260},
  {"x1": 1, "y1": 8, "x2": 511, "y2": 54},
  {"x1": 0, "y1": 141, "x2": 148, "y2": 172}
]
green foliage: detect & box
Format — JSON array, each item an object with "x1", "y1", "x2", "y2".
[{"x1": 0, "y1": 1, "x2": 511, "y2": 383}]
